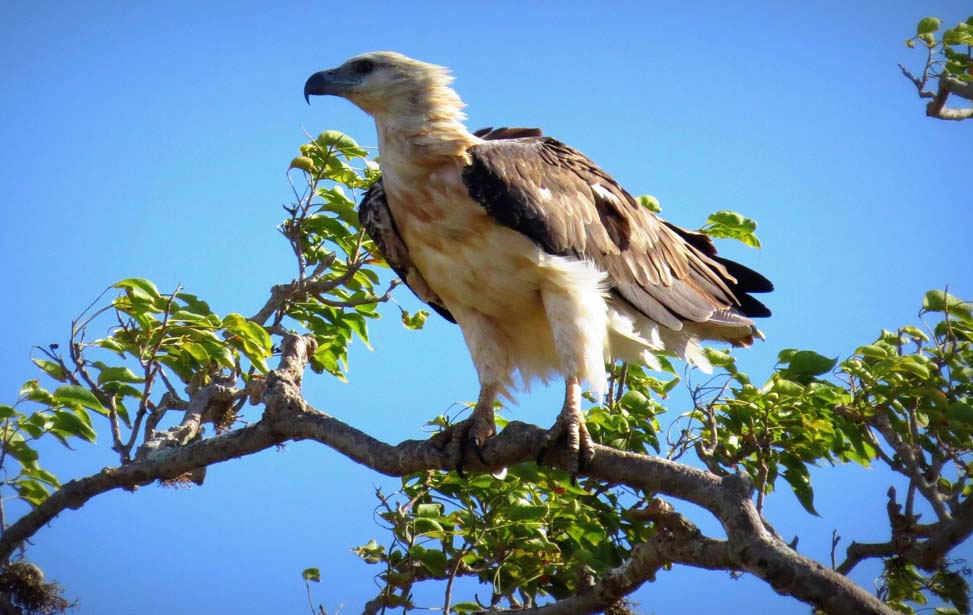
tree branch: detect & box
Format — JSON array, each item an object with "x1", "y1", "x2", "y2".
[
  {"x1": 839, "y1": 490, "x2": 973, "y2": 574},
  {"x1": 898, "y1": 63, "x2": 936, "y2": 99},
  {"x1": 926, "y1": 75, "x2": 973, "y2": 120},
  {"x1": 0, "y1": 335, "x2": 901, "y2": 615}
]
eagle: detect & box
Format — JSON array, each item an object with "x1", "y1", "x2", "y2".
[{"x1": 304, "y1": 52, "x2": 772, "y2": 473}]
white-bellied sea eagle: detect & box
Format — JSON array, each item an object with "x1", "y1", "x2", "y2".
[{"x1": 304, "y1": 52, "x2": 772, "y2": 474}]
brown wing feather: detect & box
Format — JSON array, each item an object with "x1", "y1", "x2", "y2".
[
  {"x1": 359, "y1": 127, "x2": 547, "y2": 324},
  {"x1": 461, "y1": 137, "x2": 771, "y2": 332}
]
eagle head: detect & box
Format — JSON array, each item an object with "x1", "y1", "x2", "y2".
[{"x1": 304, "y1": 51, "x2": 463, "y2": 120}]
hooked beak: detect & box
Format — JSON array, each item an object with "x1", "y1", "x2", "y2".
[{"x1": 304, "y1": 69, "x2": 356, "y2": 104}]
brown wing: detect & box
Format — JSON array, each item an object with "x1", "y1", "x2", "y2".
[
  {"x1": 461, "y1": 137, "x2": 772, "y2": 332},
  {"x1": 662, "y1": 222, "x2": 773, "y2": 318},
  {"x1": 359, "y1": 127, "x2": 546, "y2": 324},
  {"x1": 472, "y1": 126, "x2": 544, "y2": 140}
]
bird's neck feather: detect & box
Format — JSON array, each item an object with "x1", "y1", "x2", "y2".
[{"x1": 371, "y1": 83, "x2": 478, "y2": 172}]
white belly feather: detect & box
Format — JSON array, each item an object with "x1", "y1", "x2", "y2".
[{"x1": 381, "y1": 163, "x2": 685, "y2": 396}]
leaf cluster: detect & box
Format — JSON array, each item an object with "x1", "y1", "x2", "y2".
[
  {"x1": 356, "y1": 290, "x2": 973, "y2": 613},
  {"x1": 1, "y1": 131, "x2": 398, "y2": 513},
  {"x1": 907, "y1": 16, "x2": 973, "y2": 83}
]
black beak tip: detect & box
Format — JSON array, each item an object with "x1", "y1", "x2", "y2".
[
  {"x1": 304, "y1": 71, "x2": 330, "y2": 105},
  {"x1": 303, "y1": 77, "x2": 315, "y2": 105}
]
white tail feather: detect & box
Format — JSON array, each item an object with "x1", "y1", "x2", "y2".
[{"x1": 608, "y1": 302, "x2": 713, "y2": 374}]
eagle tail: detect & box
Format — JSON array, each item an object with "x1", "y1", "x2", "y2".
[{"x1": 606, "y1": 303, "x2": 714, "y2": 374}]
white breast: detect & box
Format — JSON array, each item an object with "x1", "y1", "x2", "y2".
[{"x1": 381, "y1": 163, "x2": 610, "y2": 394}]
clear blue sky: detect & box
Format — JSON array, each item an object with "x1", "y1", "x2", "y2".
[{"x1": 1, "y1": 1, "x2": 971, "y2": 613}]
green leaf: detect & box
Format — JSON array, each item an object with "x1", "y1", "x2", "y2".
[
  {"x1": 53, "y1": 385, "x2": 108, "y2": 416},
  {"x1": 343, "y1": 313, "x2": 372, "y2": 349},
  {"x1": 301, "y1": 568, "x2": 321, "y2": 583},
  {"x1": 704, "y1": 347, "x2": 736, "y2": 370},
  {"x1": 96, "y1": 365, "x2": 144, "y2": 385},
  {"x1": 400, "y1": 309, "x2": 429, "y2": 330},
  {"x1": 701, "y1": 210, "x2": 761, "y2": 248},
  {"x1": 619, "y1": 390, "x2": 650, "y2": 414},
  {"x1": 15, "y1": 478, "x2": 50, "y2": 506},
  {"x1": 894, "y1": 356, "x2": 931, "y2": 380},
  {"x1": 20, "y1": 414, "x2": 50, "y2": 438},
  {"x1": 917, "y1": 17, "x2": 942, "y2": 35},
  {"x1": 289, "y1": 156, "x2": 316, "y2": 174},
  {"x1": 94, "y1": 337, "x2": 128, "y2": 357},
  {"x1": 415, "y1": 503, "x2": 443, "y2": 518},
  {"x1": 32, "y1": 359, "x2": 68, "y2": 382},
  {"x1": 922, "y1": 290, "x2": 970, "y2": 318},
  {"x1": 316, "y1": 130, "x2": 369, "y2": 159},
  {"x1": 20, "y1": 380, "x2": 54, "y2": 405},
  {"x1": 857, "y1": 344, "x2": 890, "y2": 359},
  {"x1": 782, "y1": 460, "x2": 819, "y2": 516},
  {"x1": 413, "y1": 517, "x2": 445, "y2": 536},
  {"x1": 507, "y1": 503, "x2": 549, "y2": 521},
  {"x1": 175, "y1": 292, "x2": 214, "y2": 316},
  {"x1": 352, "y1": 539, "x2": 386, "y2": 564},
  {"x1": 948, "y1": 402, "x2": 973, "y2": 426},
  {"x1": 411, "y1": 546, "x2": 447, "y2": 575},
  {"x1": 0, "y1": 405, "x2": 17, "y2": 421},
  {"x1": 310, "y1": 345, "x2": 346, "y2": 379},
  {"x1": 636, "y1": 194, "x2": 661, "y2": 212},
  {"x1": 223, "y1": 314, "x2": 272, "y2": 372},
  {"x1": 772, "y1": 377, "x2": 805, "y2": 396},
  {"x1": 114, "y1": 278, "x2": 161, "y2": 302},
  {"x1": 777, "y1": 348, "x2": 798, "y2": 363},
  {"x1": 900, "y1": 325, "x2": 929, "y2": 342},
  {"x1": 22, "y1": 467, "x2": 61, "y2": 488},
  {"x1": 52, "y1": 410, "x2": 97, "y2": 442},
  {"x1": 223, "y1": 314, "x2": 272, "y2": 352},
  {"x1": 6, "y1": 440, "x2": 39, "y2": 469},
  {"x1": 785, "y1": 350, "x2": 837, "y2": 379}
]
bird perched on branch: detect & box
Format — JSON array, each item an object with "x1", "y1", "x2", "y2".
[{"x1": 304, "y1": 52, "x2": 772, "y2": 474}]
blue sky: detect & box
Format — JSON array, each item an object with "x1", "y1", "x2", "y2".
[{"x1": 1, "y1": 1, "x2": 971, "y2": 613}]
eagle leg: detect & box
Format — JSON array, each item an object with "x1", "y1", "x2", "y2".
[
  {"x1": 537, "y1": 377, "x2": 594, "y2": 476},
  {"x1": 432, "y1": 383, "x2": 499, "y2": 475}
]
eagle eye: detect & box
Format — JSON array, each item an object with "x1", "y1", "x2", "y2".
[{"x1": 353, "y1": 59, "x2": 375, "y2": 75}]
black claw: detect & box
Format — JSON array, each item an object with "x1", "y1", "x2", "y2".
[
  {"x1": 431, "y1": 437, "x2": 448, "y2": 455},
  {"x1": 431, "y1": 416, "x2": 499, "y2": 478},
  {"x1": 578, "y1": 450, "x2": 594, "y2": 474},
  {"x1": 537, "y1": 425, "x2": 569, "y2": 466},
  {"x1": 535, "y1": 444, "x2": 549, "y2": 466},
  {"x1": 455, "y1": 437, "x2": 468, "y2": 477},
  {"x1": 457, "y1": 433, "x2": 488, "y2": 474},
  {"x1": 473, "y1": 441, "x2": 489, "y2": 466},
  {"x1": 536, "y1": 421, "x2": 594, "y2": 479}
]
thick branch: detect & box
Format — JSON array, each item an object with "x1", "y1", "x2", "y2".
[
  {"x1": 134, "y1": 377, "x2": 239, "y2": 463},
  {"x1": 0, "y1": 422, "x2": 284, "y2": 561},
  {"x1": 926, "y1": 75, "x2": 973, "y2": 120},
  {"x1": 900, "y1": 61, "x2": 973, "y2": 121}
]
